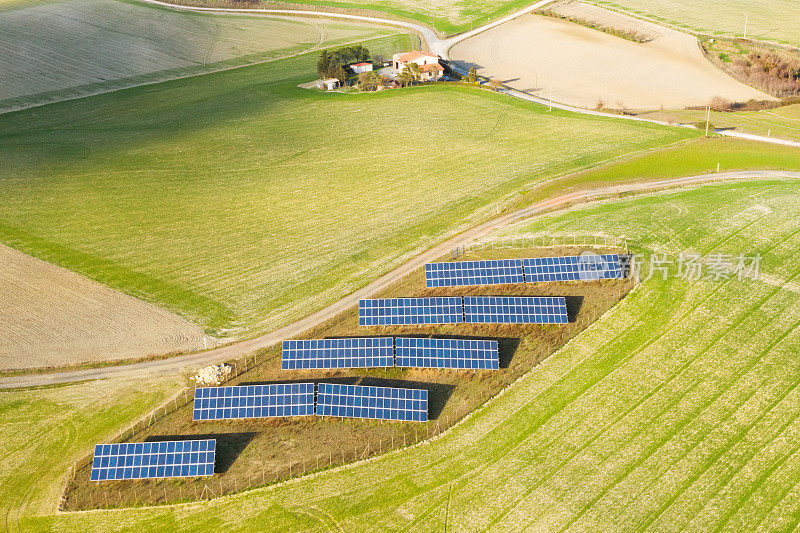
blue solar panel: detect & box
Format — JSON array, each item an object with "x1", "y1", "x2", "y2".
[
  {"x1": 316, "y1": 383, "x2": 428, "y2": 422},
  {"x1": 523, "y1": 254, "x2": 623, "y2": 283},
  {"x1": 395, "y1": 337, "x2": 499, "y2": 369},
  {"x1": 358, "y1": 297, "x2": 463, "y2": 326},
  {"x1": 90, "y1": 440, "x2": 215, "y2": 481},
  {"x1": 282, "y1": 338, "x2": 393, "y2": 369},
  {"x1": 193, "y1": 383, "x2": 314, "y2": 420},
  {"x1": 425, "y1": 259, "x2": 525, "y2": 287},
  {"x1": 463, "y1": 296, "x2": 568, "y2": 324}
]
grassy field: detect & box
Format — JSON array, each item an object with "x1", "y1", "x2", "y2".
[
  {"x1": 638, "y1": 105, "x2": 800, "y2": 143},
  {"x1": 511, "y1": 136, "x2": 800, "y2": 210},
  {"x1": 0, "y1": 376, "x2": 182, "y2": 530},
  {"x1": 0, "y1": 0, "x2": 398, "y2": 111},
  {"x1": 62, "y1": 244, "x2": 631, "y2": 509},
  {"x1": 7, "y1": 178, "x2": 800, "y2": 530},
  {"x1": 185, "y1": 0, "x2": 541, "y2": 35},
  {"x1": 0, "y1": 38, "x2": 695, "y2": 342},
  {"x1": 586, "y1": 0, "x2": 800, "y2": 47}
]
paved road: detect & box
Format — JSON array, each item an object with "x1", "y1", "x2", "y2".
[{"x1": 4, "y1": 170, "x2": 799, "y2": 390}]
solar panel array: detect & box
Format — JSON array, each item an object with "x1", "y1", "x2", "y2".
[
  {"x1": 424, "y1": 254, "x2": 624, "y2": 286},
  {"x1": 523, "y1": 254, "x2": 622, "y2": 282},
  {"x1": 358, "y1": 297, "x2": 463, "y2": 326},
  {"x1": 316, "y1": 383, "x2": 428, "y2": 422},
  {"x1": 193, "y1": 383, "x2": 314, "y2": 420},
  {"x1": 425, "y1": 259, "x2": 525, "y2": 287},
  {"x1": 464, "y1": 296, "x2": 568, "y2": 324},
  {"x1": 281, "y1": 338, "x2": 393, "y2": 369},
  {"x1": 395, "y1": 337, "x2": 499, "y2": 369},
  {"x1": 91, "y1": 440, "x2": 215, "y2": 481}
]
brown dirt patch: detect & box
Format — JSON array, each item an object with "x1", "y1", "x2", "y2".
[
  {"x1": 0, "y1": 244, "x2": 214, "y2": 371},
  {"x1": 450, "y1": 1, "x2": 775, "y2": 110}
]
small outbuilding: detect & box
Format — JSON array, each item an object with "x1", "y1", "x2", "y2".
[
  {"x1": 350, "y1": 62, "x2": 373, "y2": 74},
  {"x1": 319, "y1": 78, "x2": 341, "y2": 91}
]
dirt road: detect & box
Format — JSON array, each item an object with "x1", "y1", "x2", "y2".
[{"x1": 3, "y1": 170, "x2": 799, "y2": 389}]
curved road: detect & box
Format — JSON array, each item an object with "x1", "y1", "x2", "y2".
[
  {"x1": 132, "y1": 0, "x2": 800, "y2": 148},
  {"x1": 3, "y1": 170, "x2": 799, "y2": 390}
]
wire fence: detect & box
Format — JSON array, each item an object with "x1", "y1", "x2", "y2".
[{"x1": 61, "y1": 235, "x2": 636, "y2": 511}]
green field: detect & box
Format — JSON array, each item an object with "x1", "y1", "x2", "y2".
[
  {"x1": 638, "y1": 105, "x2": 800, "y2": 144},
  {"x1": 0, "y1": 376, "x2": 182, "y2": 530},
  {"x1": 5, "y1": 179, "x2": 800, "y2": 530},
  {"x1": 587, "y1": 0, "x2": 800, "y2": 46},
  {"x1": 0, "y1": 0, "x2": 398, "y2": 111},
  {"x1": 512, "y1": 136, "x2": 800, "y2": 209},
  {"x1": 0, "y1": 38, "x2": 697, "y2": 340},
  {"x1": 186, "y1": 0, "x2": 540, "y2": 35}
]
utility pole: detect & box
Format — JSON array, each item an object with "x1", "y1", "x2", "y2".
[
  {"x1": 705, "y1": 105, "x2": 711, "y2": 136},
  {"x1": 549, "y1": 86, "x2": 552, "y2": 112},
  {"x1": 744, "y1": 15, "x2": 748, "y2": 39}
]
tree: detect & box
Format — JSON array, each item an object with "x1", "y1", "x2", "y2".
[
  {"x1": 331, "y1": 65, "x2": 348, "y2": 87},
  {"x1": 317, "y1": 50, "x2": 332, "y2": 78},
  {"x1": 398, "y1": 68, "x2": 415, "y2": 87},
  {"x1": 406, "y1": 62, "x2": 423, "y2": 83},
  {"x1": 317, "y1": 45, "x2": 372, "y2": 79},
  {"x1": 467, "y1": 67, "x2": 478, "y2": 84},
  {"x1": 358, "y1": 71, "x2": 384, "y2": 91}
]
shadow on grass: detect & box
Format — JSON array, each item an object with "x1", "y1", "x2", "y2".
[
  {"x1": 144, "y1": 433, "x2": 257, "y2": 474},
  {"x1": 566, "y1": 295, "x2": 583, "y2": 323}
]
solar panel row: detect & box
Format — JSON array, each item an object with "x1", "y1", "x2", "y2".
[
  {"x1": 358, "y1": 296, "x2": 568, "y2": 326},
  {"x1": 91, "y1": 440, "x2": 215, "y2": 481},
  {"x1": 282, "y1": 338, "x2": 393, "y2": 369},
  {"x1": 464, "y1": 296, "x2": 568, "y2": 324},
  {"x1": 358, "y1": 297, "x2": 463, "y2": 326},
  {"x1": 281, "y1": 336, "x2": 500, "y2": 370},
  {"x1": 193, "y1": 381, "x2": 432, "y2": 422},
  {"x1": 316, "y1": 383, "x2": 428, "y2": 422},
  {"x1": 425, "y1": 259, "x2": 525, "y2": 287},
  {"x1": 193, "y1": 383, "x2": 314, "y2": 420},
  {"x1": 395, "y1": 337, "x2": 499, "y2": 370},
  {"x1": 523, "y1": 254, "x2": 622, "y2": 282},
  {"x1": 425, "y1": 254, "x2": 623, "y2": 287}
]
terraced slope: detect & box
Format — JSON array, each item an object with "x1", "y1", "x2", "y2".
[
  {"x1": 0, "y1": 42, "x2": 694, "y2": 339},
  {"x1": 0, "y1": 0, "x2": 397, "y2": 111},
  {"x1": 6, "y1": 178, "x2": 800, "y2": 531}
]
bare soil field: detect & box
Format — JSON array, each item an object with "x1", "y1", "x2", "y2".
[
  {"x1": 0, "y1": 0, "x2": 395, "y2": 111},
  {"x1": 450, "y1": 1, "x2": 774, "y2": 110},
  {"x1": 62, "y1": 244, "x2": 632, "y2": 509},
  {"x1": 0, "y1": 244, "x2": 213, "y2": 371}
]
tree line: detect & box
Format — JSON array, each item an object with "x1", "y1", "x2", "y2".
[{"x1": 317, "y1": 45, "x2": 371, "y2": 84}]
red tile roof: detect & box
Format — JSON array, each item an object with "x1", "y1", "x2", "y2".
[
  {"x1": 420, "y1": 63, "x2": 444, "y2": 72},
  {"x1": 394, "y1": 50, "x2": 438, "y2": 63},
  {"x1": 351, "y1": 62, "x2": 372, "y2": 66}
]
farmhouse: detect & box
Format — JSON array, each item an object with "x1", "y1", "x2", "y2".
[
  {"x1": 350, "y1": 62, "x2": 373, "y2": 74},
  {"x1": 392, "y1": 50, "x2": 444, "y2": 81}
]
